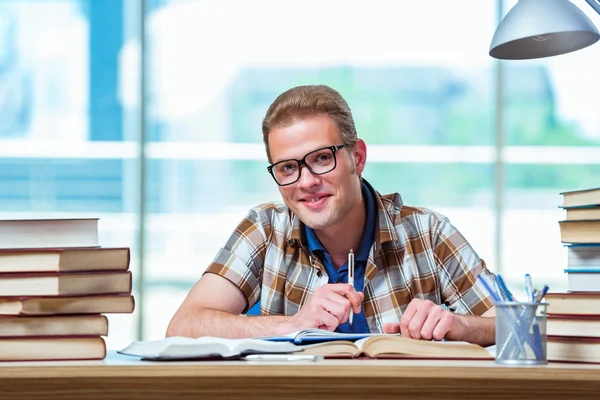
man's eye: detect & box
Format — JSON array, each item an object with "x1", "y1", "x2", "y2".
[
  {"x1": 316, "y1": 153, "x2": 332, "y2": 162},
  {"x1": 310, "y1": 151, "x2": 333, "y2": 164},
  {"x1": 278, "y1": 163, "x2": 297, "y2": 174}
]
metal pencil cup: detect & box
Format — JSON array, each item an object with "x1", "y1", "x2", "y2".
[{"x1": 495, "y1": 301, "x2": 548, "y2": 365}]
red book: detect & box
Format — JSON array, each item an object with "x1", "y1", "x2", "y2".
[
  {"x1": 547, "y1": 314, "x2": 600, "y2": 338},
  {"x1": 0, "y1": 314, "x2": 108, "y2": 337},
  {"x1": 0, "y1": 294, "x2": 135, "y2": 316},
  {"x1": 545, "y1": 292, "x2": 600, "y2": 316},
  {"x1": 548, "y1": 336, "x2": 600, "y2": 364}
]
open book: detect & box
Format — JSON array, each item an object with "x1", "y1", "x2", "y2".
[
  {"x1": 118, "y1": 336, "x2": 302, "y2": 360},
  {"x1": 258, "y1": 328, "x2": 377, "y2": 344},
  {"x1": 298, "y1": 335, "x2": 493, "y2": 360}
]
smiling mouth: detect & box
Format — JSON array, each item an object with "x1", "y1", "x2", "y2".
[{"x1": 303, "y1": 196, "x2": 326, "y2": 203}]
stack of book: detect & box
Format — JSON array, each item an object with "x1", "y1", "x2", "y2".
[
  {"x1": 0, "y1": 218, "x2": 134, "y2": 361},
  {"x1": 558, "y1": 187, "x2": 600, "y2": 291},
  {"x1": 546, "y1": 187, "x2": 600, "y2": 363}
]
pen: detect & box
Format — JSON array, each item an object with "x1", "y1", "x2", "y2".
[
  {"x1": 479, "y1": 275, "x2": 526, "y2": 358},
  {"x1": 348, "y1": 249, "x2": 354, "y2": 325},
  {"x1": 496, "y1": 275, "x2": 514, "y2": 301},
  {"x1": 525, "y1": 274, "x2": 534, "y2": 302},
  {"x1": 535, "y1": 284, "x2": 549, "y2": 302}
]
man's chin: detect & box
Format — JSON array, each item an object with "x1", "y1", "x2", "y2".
[{"x1": 300, "y1": 214, "x2": 334, "y2": 231}]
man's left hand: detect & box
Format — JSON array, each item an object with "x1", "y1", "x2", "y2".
[{"x1": 382, "y1": 299, "x2": 464, "y2": 341}]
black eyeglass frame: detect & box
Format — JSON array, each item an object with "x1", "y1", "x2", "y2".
[{"x1": 267, "y1": 144, "x2": 346, "y2": 186}]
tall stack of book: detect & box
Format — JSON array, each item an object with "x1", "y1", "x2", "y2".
[
  {"x1": 546, "y1": 187, "x2": 600, "y2": 363},
  {"x1": 0, "y1": 218, "x2": 134, "y2": 361}
]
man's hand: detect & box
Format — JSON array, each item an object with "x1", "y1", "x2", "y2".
[
  {"x1": 382, "y1": 299, "x2": 465, "y2": 341},
  {"x1": 289, "y1": 284, "x2": 364, "y2": 331}
]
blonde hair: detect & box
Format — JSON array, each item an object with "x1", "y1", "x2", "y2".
[{"x1": 262, "y1": 85, "x2": 358, "y2": 163}]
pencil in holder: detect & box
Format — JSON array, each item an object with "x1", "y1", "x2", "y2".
[{"x1": 495, "y1": 301, "x2": 548, "y2": 365}]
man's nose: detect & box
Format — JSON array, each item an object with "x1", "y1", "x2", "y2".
[{"x1": 296, "y1": 164, "x2": 320, "y2": 188}]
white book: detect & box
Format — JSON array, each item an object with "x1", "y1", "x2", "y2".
[
  {"x1": 567, "y1": 246, "x2": 600, "y2": 269},
  {"x1": 118, "y1": 336, "x2": 301, "y2": 360},
  {"x1": 565, "y1": 269, "x2": 600, "y2": 292},
  {"x1": 0, "y1": 218, "x2": 99, "y2": 249}
]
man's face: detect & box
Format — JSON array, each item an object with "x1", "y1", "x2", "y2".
[{"x1": 267, "y1": 115, "x2": 366, "y2": 231}]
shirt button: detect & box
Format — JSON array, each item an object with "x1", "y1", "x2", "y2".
[{"x1": 316, "y1": 271, "x2": 323, "y2": 277}]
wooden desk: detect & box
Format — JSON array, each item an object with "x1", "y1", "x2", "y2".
[{"x1": 1, "y1": 352, "x2": 600, "y2": 400}]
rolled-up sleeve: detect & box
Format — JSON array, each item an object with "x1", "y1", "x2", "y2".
[
  {"x1": 204, "y1": 209, "x2": 268, "y2": 312},
  {"x1": 431, "y1": 216, "x2": 499, "y2": 315}
]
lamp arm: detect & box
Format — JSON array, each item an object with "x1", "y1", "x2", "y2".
[{"x1": 584, "y1": 0, "x2": 600, "y2": 15}]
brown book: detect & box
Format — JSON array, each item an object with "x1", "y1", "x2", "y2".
[
  {"x1": 546, "y1": 292, "x2": 600, "y2": 316},
  {"x1": 0, "y1": 294, "x2": 135, "y2": 316},
  {"x1": 547, "y1": 315, "x2": 600, "y2": 338},
  {"x1": 0, "y1": 336, "x2": 106, "y2": 361},
  {"x1": 0, "y1": 219, "x2": 99, "y2": 249},
  {"x1": 0, "y1": 271, "x2": 132, "y2": 297},
  {"x1": 299, "y1": 335, "x2": 492, "y2": 360},
  {"x1": 561, "y1": 187, "x2": 600, "y2": 208},
  {"x1": 0, "y1": 315, "x2": 108, "y2": 337},
  {"x1": 559, "y1": 220, "x2": 600, "y2": 244},
  {"x1": 0, "y1": 247, "x2": 130, "y2": 274},
  {"x1": 547, "y1": 336, "x2": 600, "y2": 364},
  {"x1": 565, "y1": 207, "x2": 600, "y2": 221}
]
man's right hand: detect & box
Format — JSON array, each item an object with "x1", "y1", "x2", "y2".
[{"x1": 288, "y1": 283, "x2": 364, "y2": 331}]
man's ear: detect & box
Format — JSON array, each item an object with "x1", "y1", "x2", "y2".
[{"x1": 352, "y1": 139, "x2": 367, "y2": 176}]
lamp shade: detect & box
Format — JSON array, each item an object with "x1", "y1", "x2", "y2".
[{"x1": 490, "y1": 0, "x2": 600, "y2": 60}]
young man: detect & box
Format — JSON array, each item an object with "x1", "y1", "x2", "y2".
[{"x1": 167, "y1": 85, "x2": 499, "y2": 346}]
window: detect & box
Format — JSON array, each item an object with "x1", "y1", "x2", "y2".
[
  {"x1": 2, "y1": 0, "x2": 598, "y2": 345},
  {"x1": 0, "y1": 0, "x2": 139, "y2": 350},
  {"x1": 501, "y1": 0, "x2": 600, "y2": 292}
]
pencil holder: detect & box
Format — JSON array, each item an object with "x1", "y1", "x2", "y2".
[{"x1": 495, "y1": 301, "x2": 548, "y2": 365}]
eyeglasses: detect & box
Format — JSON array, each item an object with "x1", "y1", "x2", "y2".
[{"x1": 267, "y1": 144, "x2": 345, "y2": 186}]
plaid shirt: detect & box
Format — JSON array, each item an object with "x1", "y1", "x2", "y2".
[{"x1": 206, "y1": 180, "x2": 497, "y2": 333}]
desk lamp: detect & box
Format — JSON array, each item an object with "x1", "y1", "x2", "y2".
[{"x1": 490, "y1": 0, "x2": 600, "y2": 59}]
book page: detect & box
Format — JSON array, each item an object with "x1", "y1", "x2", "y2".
[
  {"x1": 360, "y1": 335, "x2": 491, "y2": 359},
  {"x1": 298, "y1": 340, "x2": 361, "y2": 357},
  {"x1": 119, "y1": 336, "x2": 300, "y2": 360}
]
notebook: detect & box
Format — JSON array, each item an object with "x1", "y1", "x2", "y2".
[{"x1": 258, "y1": 328, "x2": 377, "y2": 344}]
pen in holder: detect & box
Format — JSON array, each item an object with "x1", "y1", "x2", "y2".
[
  {"x1": 495, "y1": 301, "x2": 548, "y2": 365},
  {"x1": 477, "y1": 274, "x2": 549, "y2": 365}
]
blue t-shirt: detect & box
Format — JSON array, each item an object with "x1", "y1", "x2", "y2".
[{"x1": 304, "y1": 180, "x2": 375, "y2": 333}]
